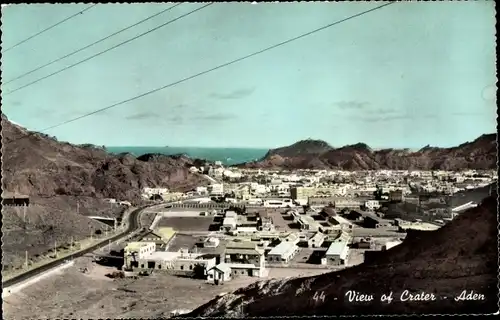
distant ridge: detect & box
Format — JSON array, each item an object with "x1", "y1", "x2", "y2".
[{"x1": 237, "y1": 134, "x2": 497, "y2": 170}]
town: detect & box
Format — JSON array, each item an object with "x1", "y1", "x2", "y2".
[{"x1": 101, "y1": 166, "x2": 496, "y2": 288}]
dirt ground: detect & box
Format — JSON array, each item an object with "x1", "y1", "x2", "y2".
[
  {"x1": 2, "y1": 257, "x2": 329, "y2": 319},
  {"x1": 166, "y1": 234, "x2": 199, "y2": 251}
]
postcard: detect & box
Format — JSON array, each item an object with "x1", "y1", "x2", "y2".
[{"x1": 1, "y1": 1, "x2": 497, "y2": 318}]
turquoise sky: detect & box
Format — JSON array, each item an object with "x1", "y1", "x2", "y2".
[{"x1": 1, "y1": 2, "x2": 496, "y2": 149}]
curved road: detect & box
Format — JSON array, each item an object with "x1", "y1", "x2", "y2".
[{"x1": 2, "y1": 205, "x2": 147, "y2": 288}]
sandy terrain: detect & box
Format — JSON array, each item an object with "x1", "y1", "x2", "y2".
[{"x1": 2, "y1": 256, "x2": 329, "y2": 319}]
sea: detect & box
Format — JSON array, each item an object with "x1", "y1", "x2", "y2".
[{"x1": 106, "y1": 146, "x2": 268, "y2": 166}]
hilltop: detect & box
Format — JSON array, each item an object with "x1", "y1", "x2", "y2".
[
  {"x1": 1, "y1": 114, "x2": 207, "y2": 202},
  {"x1": 239, "y1": 134, "x2": 497, "y2": 170},
  {"x1": 186, "y1": 193, "x2": 499, "y2": 316}
]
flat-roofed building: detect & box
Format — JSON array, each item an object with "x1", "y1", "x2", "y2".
[
  {"x1": 309, "y1": 197, "x2": 363, "y2": 209},
  {"x1": 225, "y1": 210, "x2": 237, "y2": 218},
  {"x1": 221, "y1": 217, "x2": 237, "y2": 231},
  {"x1": 267, "y1": 240, "x2": 300, "y2": 264},
  {"x1": 325, "y1": 240, "x2": 349, "y2": 265},
  {"x1": 308, "y1": 232, "x2": 326, "y2": 248},
  {"x1": 224, "y1": 240, "x2": 266, "y2": 277},
  {"x1": 298, "y1": 215, "x2": 321, "y2": 232},
  {"x1": 328, "y1": 215, "x2": 353, "y2": 230}
]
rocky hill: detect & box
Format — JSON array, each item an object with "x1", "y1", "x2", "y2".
[
  {"x1": 186, "y1": 193, "x2": 498, "y2": 316},
  {"x1": 1, "y1": 114, "x2": 207, "y2": 203},
  {"x1": 1, "y1": 114, "x2": 208, "y2": 272},
  {"x1": 239, "y1": 134, "x2": 497, "y2": 170}
]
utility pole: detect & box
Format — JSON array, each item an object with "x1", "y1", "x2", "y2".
[
  {"x1": 54, "y1": 240, "x2": 57, "y2": 258},
  {"x1": 25, "y1": 250, "x2": 28, "y2": 269}
]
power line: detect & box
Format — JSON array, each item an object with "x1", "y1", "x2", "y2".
[
  {"x1": 2, "y1": 4, "x2": 98, "y2": 53},
  {"x1": 4, "y1": 3, "x2": 213, "y2": 96},
  {"x1": 34, "y1": 2, "x2": 396, "y2": 134},
  {"x1": 3, "y1": 4, "x2": 182, "y2": 85},
  {"x1": 5, "y1": 2, "x2": 395, "y2": 143}
]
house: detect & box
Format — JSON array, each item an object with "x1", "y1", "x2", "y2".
[
  {"x1": 328, "y1": 215, "x2": 353, "y2": 230},
  {"x1": 325, "y1": 240, "x2": 349, "y2": 266},
  {"x1": 257, "y1": 212, "x2": 275, "y2": 232},
  {"x1": 221, "y1": 217, "x2": 237, "y2": 232},
  {"x1": 207, "y1": 263, "x2": 232, "y2": 284},
  {"x1": 267, "y1": 240, "x2": 300, "y2": 264},
  {"x1": 224, "y1": 240, "x2": 266, "y2": 277},
  {"x1": 297, "y1": 215, "x2": 320, "y2": 231},
  {"x1": 308, "y1": 232, "x2": 326, "y2": 248},
  {"x1": 204, "y1": 237, "x2": 220, "y2": 248},
  {"x1": 123, "y1": 242, "x2": 157, "y2": 269},
  {"x1": 140, "y1": 227, "x2": 175, "y2": 249},
  {"x1": 365, "y1": 200, "x2": 381, "y2": 211},
  {"x1": 124, "y1": 245, "x2": 216, "y2": 276}
]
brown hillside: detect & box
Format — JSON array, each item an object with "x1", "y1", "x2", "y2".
[{"x1": 1, "y1": 114, "x2": 206, "y2": 203}]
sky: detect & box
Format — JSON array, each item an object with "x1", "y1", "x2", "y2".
[{"x1": 1, "y1": 2, "x2": 497, "y2": 149}]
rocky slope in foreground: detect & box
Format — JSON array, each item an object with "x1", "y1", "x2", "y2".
[
  {"x1": 187, "y1": 194, "x2": 498, "y2": 316},
  {"x1": 238, "y1": 135, "x2": 497, "y2": 170},
  {"x1": 1, "y1": 114, "x2": 207, "y2": 203}
]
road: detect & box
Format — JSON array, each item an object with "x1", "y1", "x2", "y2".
[{"x1": 2, "y1": 205, "x2": 147, "y2": 288}]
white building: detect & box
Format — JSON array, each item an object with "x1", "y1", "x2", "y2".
[
  {"x1": 204, "y1": 237, "x2": 220, "y2": 248},
  {"x1": 325, "y1": 241, "x2": 349, "y2": 266},
  {"x1": 383, "y1": 240, "x2": 403, "y2": 250},
  {"x1": 209, "y1": 183, "x2": 224, "y2": 196},
  {"x1": 267, "y1": 241, "x2": 300, "y2": 264},
  {"x1": 189, "y1": 166, "x2": 199, "y2": 173},
  {"x1": 196, "y1": 186, "x2": 208, "y2": 195},
  {"x1": 308, "y1": 232, "x2": 326, "y2": 248},
  {"x1": 222, "y1": 217, "x2": 237, "y2": 231},
  {"x1": 365, "y1": 200, "x2": 381, "y2": 211},
  {"x1": 207, "y1": 263, "x2": 232, "y2": 284}
]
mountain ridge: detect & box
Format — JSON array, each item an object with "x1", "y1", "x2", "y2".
[
  {"x1": 1, "y1": 113, "x2": 207, "y2": 203},
  {"x1": 238, "y1": 134, "x2": 497, "y2": 170}
]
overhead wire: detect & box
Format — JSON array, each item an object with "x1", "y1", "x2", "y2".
[
  {"x1": 35, "y1": 2, "x2": 397, "y2": 134},
  {"x1": 3, "y1": 4, "x2": 182, "y2": 85},
  {"x1": 2, "y1": 4, "x2": 98, "y2": 53},
  {"x1": 3, "y1": 3, "x2": 214, "y2": 96}
]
